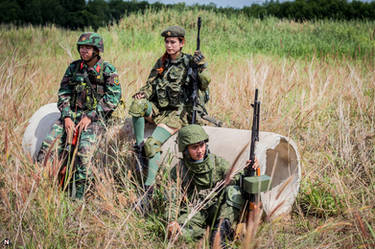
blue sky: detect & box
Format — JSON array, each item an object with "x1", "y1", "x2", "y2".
[{"x1": 147, "y1": 0, "x2": 275, "y2": 9}]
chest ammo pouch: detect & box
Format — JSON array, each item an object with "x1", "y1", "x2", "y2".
[
  {"x1": 153, "y1": 55, "x2": 210, "y2": 110},
  {"x1": 69, "y1": 61, "x2": 107, "y2": 111}
]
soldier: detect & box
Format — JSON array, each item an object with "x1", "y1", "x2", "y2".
[
  {"x1": 167, "y1": 124, "x2": 259, "y2": 248},
  {"x1": 129, "y1": 26, "x2": 210, "y2": 195},
  {"x1": 37, "y1": 32, "x2": 122, "y2": 199}
]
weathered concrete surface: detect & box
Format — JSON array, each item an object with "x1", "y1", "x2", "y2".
[
  {"x1": 23, "y1": 103, "x2": 301, "y2": 218},
  {"x1": 22, "y1": 103, "x2": 60, "y2": 161}
]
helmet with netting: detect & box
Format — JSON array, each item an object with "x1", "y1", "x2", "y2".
[{"x1": 177, "y1": 125, "x2": 209, "y2": 152}]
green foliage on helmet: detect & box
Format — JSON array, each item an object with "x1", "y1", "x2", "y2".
[
  {"x1": 178, "y1": 124, "x2": 209, "y2": 152},
  {"x1": 77, "y1": 32, "x2": 104, "y2": 52}
]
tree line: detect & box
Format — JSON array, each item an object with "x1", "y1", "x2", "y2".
[{"x1": 0, "y1": 0, "x2": 374, "y2": 30}]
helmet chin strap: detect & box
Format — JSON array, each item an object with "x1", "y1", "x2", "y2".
[{"x1": 81, "y1": 50, "x2": 99, "y2": 64}]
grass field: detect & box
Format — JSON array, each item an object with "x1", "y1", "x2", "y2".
[{"x1": 0, "y1": 8, "x2": 374, "y2": 248}]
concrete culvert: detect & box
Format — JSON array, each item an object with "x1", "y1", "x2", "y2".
[{"x1": 23, "y1": 103, "x2": 301, "y2": 219}]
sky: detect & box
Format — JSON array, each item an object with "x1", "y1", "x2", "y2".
[{"x1": 147, "y1": 0, "x2": 275, "y2": 9}]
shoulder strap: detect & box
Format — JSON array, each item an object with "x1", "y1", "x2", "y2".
[
  {"x1": 71, "y1": 59, "x2": 82, "y2": 80},
  {"x1": 183, "y1": 53, "x2": 193, "y2": 68},
  {"x1": 97, "y1": 61, "x2": 108, "y2": 85}
]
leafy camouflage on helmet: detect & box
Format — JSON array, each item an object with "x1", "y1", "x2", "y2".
[
  {"x1": 77, "y1": 32, "x2": 104, "y2": 52},
  {"x1": 178, "y1": 124, "x2": 209, "y2": 152},
  {"x1": 161, "y1": 25, "x2": 185, "y2": 38}
]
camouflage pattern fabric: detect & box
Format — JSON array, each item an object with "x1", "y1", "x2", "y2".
[
  {"x1": 77, "y1": 32, "x2": 104, "y2": 52},
  {"x1": 131, "y1": 52, "x2": 210, "y2": 128},
  {"x1": 168, "y1": 153, "x2": 243, "y2": 241},
  {"x1": 59, "y1": 58, "x2": 121, "y2": 121},
  {"x1": 37, "y1": 58, "x2": 121, "y2": 198},
  {"x1": 37, "y1": 118, "x2": 104, "y2": 198},
  {"x1": 177, "y1": 124, "x2": 209, "y2": 152}
]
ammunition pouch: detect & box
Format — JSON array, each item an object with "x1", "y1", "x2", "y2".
[
  {"x1": 225, "y1": 185, "x2": 243, "y2": 210},
  {"x1": 241, "y1": 175, "x2": 271, "y2": 194},
  {"x1": 68, "y1": 60, "x2": 106, "y2": 112}
]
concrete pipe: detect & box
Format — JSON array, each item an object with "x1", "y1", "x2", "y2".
[{"x1": 23, "y1": 103, "x2": 301, "y2": 218}]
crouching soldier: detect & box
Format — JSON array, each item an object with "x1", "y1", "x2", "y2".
[
  {"x1": 167, "y1": 124, "x2": 259, "y2": 248},
  {"x1": 37, "y1": 32, "x2": 122, "y2": 199}
]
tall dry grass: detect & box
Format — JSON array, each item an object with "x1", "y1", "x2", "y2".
[{"x1": 0, "y1": 9, "x2": 374, "y2": 248}]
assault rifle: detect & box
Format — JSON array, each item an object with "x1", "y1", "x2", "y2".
[
  {"x1": 190, "y1": 16, "x2": 201, "y2": 124},
  {"x1": 246, "y1": 89, "x2": 260, "y2": 179},
  {"x1": 241, "y1": 89, "x2": 270, "y2": 208}
]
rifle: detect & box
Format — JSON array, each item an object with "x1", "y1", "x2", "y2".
[
  {"x1": 241, "y1": 89, "x2": 270, "y2": 209},
  {"x1": 245, "y1": 89, "x2": 260, "y2": 178},
  {"x1": 59, "y1": 129, "x2": 80, "y2": 190},
  {"x1": 190, "y1": 17, "x2": 201, "y2": 124}
]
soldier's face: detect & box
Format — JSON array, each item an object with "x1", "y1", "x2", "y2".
[
  {"x1": 79, "y1": 45, "x2": 95, "y2": 61},
  {"x1": 165, "y1": 37, "x2": 184, "y2": 56},
  {"x1": 187, "y1": 141, "x2": 206, "y2": 161}
]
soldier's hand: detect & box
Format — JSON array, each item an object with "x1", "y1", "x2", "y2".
[
  {"x1": 193, "y1": 50, "x2": 205, "y2": 66},
  {"x1": 64, "y1": 117, "x2": 76, "y2": 137},
  {"x1": 76, "y1": 116, "x2": 91, "y2": 133},
  {"x1": 167, "y1": 221, "x2": 181, "y2": 239},
  {"x1": 134, "y1": 92, "x2": 146, "y2": 99},
  {"x1": 246, "y1": 157, "x2": 260, "y2": 170}
]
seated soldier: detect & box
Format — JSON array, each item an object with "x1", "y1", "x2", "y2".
[
  {"x1": 128, "y1": 25, "x2": 210, "y2": 201},
  {"x1": 37, "y1": 32, "x2": 121, "y2": 199},
  {"x1": 167, "y1": 124, "x2": 259, "y2": 248}
]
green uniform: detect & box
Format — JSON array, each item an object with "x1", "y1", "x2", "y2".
[
  {"x1": 129, "y1": 52, "x2": 210, "y2": 128},
  {"x1": 37, "y1": 58, "x2": 121, "y2": 198},
  {"x1": 129, "y1": 52, "x2": 211, "y2": 187},
  {"x1": 169, "y1": 153, "x2": 243, "y2": 241}
]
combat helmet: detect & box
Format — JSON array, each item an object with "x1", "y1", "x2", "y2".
[
  {"x1": 161, "y1": 25, "x2": 185, "y2": 38},
  {"x1": 77, "y1": 32, "x2": 104, "y2": 53},
  {"x1": 177, "y1": 124, "x2": 209, "y2": 152}
]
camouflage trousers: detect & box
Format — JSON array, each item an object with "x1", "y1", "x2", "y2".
[
  {"x1": 177, "y1": 186, "x2": 242, "y2": 241},
  {"x1": 37, "y1": 118, "x2": 104, "y2": 198},
  {"x1": 129, "y1": 98, "x2": 188, "y2": 129}
]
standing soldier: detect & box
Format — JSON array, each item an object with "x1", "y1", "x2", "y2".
[
  {"x1": 129, "y1": 26, "x2": 210, "y2": 197},
  {"x1": 167, "y1": 124, "x2": 259, "y2": 248},
  {"x1": 37, "y1": 32, "x2": 122, "y2": 199}
]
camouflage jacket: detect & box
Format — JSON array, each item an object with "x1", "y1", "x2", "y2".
[
  {"x1": 170, "y1": 153, "x2": 241, "y2": 210},
  {"x1": 57, "y1": 58, "x2": 121, "y2": 122},
  {"x1": 138, "y1": 53, "x2": 210, "y2": 109}
]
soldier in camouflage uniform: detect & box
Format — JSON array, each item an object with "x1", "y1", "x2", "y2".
[
  {"x1": 37, "y1": 32, "x2": 122, "y2": 199},
  {"x1": 129, "y1": 26, "x2": 210, "y2": 195},
  {"x1": 167, "y1": 125, "x2": 259, "y2": 248}
]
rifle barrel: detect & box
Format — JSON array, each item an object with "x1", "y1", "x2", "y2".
[{"x1": 197, "y1": 17, "x2": 201, "y2": 50}]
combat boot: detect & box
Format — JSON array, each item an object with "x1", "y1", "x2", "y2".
[
  {"x1": 133, "y1": 142, "x2": 147, "y2": 172},
  {"x1": 136, "y1": 185, "x2": 153, "y2": 216},
  {"x1": 71, "y1": 180, "x2": 87, "y2": 200},
  {"x1": 210, "y1": 218, "x2": 234, "y2": 249}
]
